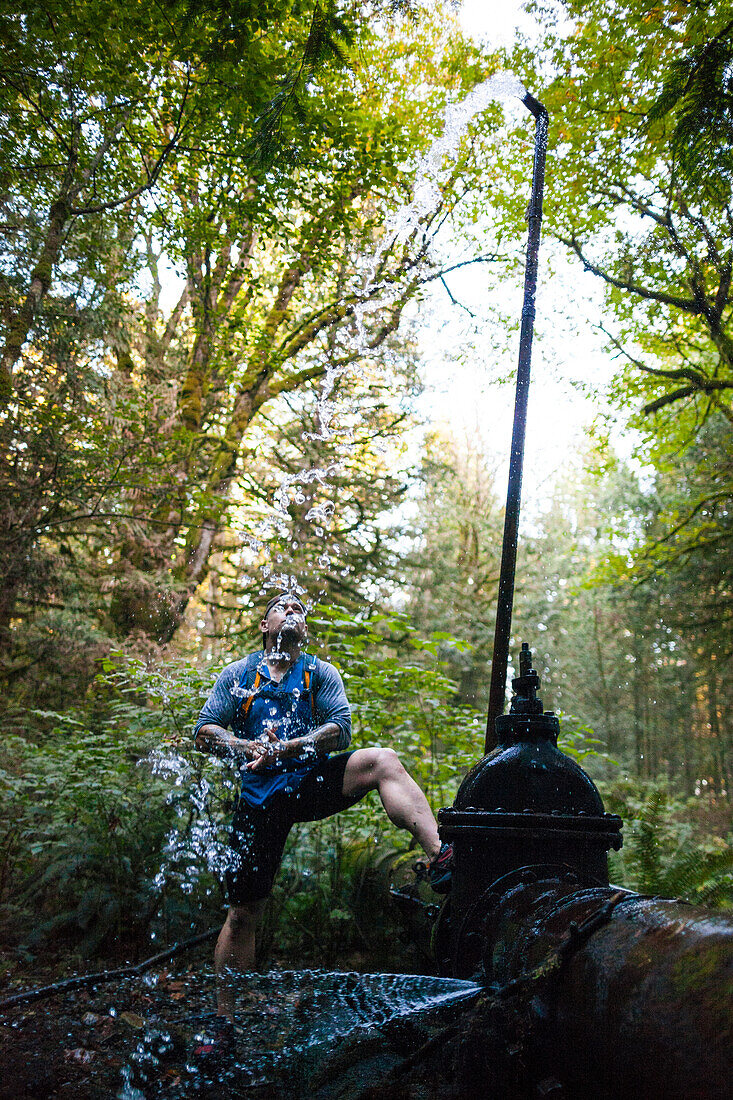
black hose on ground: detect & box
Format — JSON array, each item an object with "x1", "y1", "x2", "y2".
[{"x1": 0, "y1": 926, "x2": 219, "y2": 1010}]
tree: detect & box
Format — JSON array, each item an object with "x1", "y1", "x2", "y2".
[
  {"x1": 519, "y1": 0, "x2": 733, "y2": 424},
  {"x1": 1, "y1": 6, "x2": 510, "y2": 693},
  {"x1": 460, "y1": 2, "x2": 733, "y2": 796},
  {"x1": 510, "y1": 454, "x2": 645, "y2": 764},
  {"x1": 1, "y1": 0, "x2": 186, "y2": 400},
  {"x1": 507, "y1": 440, "x2": 731, "y2": 799},
  {"x1": 404, "y1": 429, "x2": 504, "y2": 706},
  {"x1": 0, "y1": 0, "x2": 382, "y2": 403},
  {"x1": 99, "y1": 11, "x2": 505, "y2": 643},
  {"x1": 510, "y1": 1, "x2": 733, "y2": 573},
  {"x1": 647, "y1": 16, "x2": 733, "y2": 201}
]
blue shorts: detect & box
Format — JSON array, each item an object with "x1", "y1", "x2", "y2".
[{"x1": 225, "y1": 751, "x2": 360, "y2": 903}]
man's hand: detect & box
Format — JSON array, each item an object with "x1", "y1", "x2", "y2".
[
  {"x1": 196, "y1": 720, "x2": 341, "y2": 770},
  {"x1": 195, "y1": 724, "x2": 266, "y2": 764},
  {"x1": 246, "y1": 727, "x2": 291, "y2": 771},
  {"x1": 229, "y1": 736, "x2": 270, "y2": 762},
  {"x1": 246, "y1": 722, "x2": 342, "y2": 770}
]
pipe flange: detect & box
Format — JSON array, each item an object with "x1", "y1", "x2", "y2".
[{"x1": 450, "y1": 864, "x2": 611, "y2": 979}]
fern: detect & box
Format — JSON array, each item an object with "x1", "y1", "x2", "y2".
[
  {"x1": 237, "y1": 0, "x2": 423, "y2": 169},
  {"x1": 647, "y1": 20, "x2": 733, "y2": 197},
  {"x1": 609, "y1": 786, "x2": 733, "y2": 907},
  {"x1": 246, "y1": 1, "x2": 355, "y2": 170}
]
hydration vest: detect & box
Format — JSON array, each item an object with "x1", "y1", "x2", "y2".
[{"x1": 233, "y1": 652, "x2": 318, "y2": 740}]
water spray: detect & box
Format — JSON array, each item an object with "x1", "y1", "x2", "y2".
[{"x1": 262, "y1": 72, "x2": 532, "y2": 608}]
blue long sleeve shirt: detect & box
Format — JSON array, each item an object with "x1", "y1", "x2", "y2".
[{"x1": 194, "y1": 651, "x2": 352, "y2": 807}]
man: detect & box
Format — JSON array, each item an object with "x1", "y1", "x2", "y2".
[{"x1": 194, "y1": 592, "x2": 452, "y2": 1031}]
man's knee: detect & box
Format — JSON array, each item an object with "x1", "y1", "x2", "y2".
[
  {"x1": 352, "y1": 746, "x2": 404, "y2": 783},
  {"x1": 375, "y1": 746, "x2": 403, "y2": 779}
]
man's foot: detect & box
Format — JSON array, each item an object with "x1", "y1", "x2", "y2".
[
  {"x1": 192, "y1": 1015, "x2": 235, "y2": 1063},
  {"x1": 427, "y1": 842, "x2": 454, "y2": 893}
]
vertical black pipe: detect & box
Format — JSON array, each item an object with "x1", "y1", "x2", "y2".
[{"x1": 485, "y1": 94, "x2": 549, "y2": 753}]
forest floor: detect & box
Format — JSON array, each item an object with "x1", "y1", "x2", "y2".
[
  {"x1": 0, "y1": 956, "x2": 262, "y2": 1099},
  {"x1": 0, "y1": 950, "x2": 535, "y2": 1100}
]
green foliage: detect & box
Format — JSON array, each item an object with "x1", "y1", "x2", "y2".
[
  {"x1": 605, "y1": 781, "x2": 733, "y2": 906},
  {"x1": 260, "y1": 826, "x2": 420, "y2": 970},
  {"x1": 556, "y1": 713, "x2": 618, "y2": 768},
  {"x1": 311, "y1": 604, "x2": 482, "y2": 806},
  {"x1": 0, "y1": 611, "x2": 481, "y2": 962},
  {"x1": 0, "y1": 714, "x2": 172, "y2": 957},
  {"x1": 1, "y1": 1, "x2": 505, "y2": 690},
  {"x1": 244, "y1": 0, "x2": 356, "y2": 169},
  {"x1": 616, "y1": 415, "x2": 733, "y2": 643},
  {"x1": 647, "y1": 18, "x2": 733, "y2": 199},
  {"x1": 0, "y1": 658, "x2": 239, "y2": 959},
  {"x1": 512, "y1": 0, "x2": 733, "y2": 599},
  {"x1": 403, "y1": 429, "x2": 503, "y2": 708},
  {"x1": 0, "y1": 598, "x2": 725, "y2": 971}
]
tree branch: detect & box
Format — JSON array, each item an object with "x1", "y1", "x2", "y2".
[{"x1": 563, "y1": 236, "x2": 699, "y2": 313}]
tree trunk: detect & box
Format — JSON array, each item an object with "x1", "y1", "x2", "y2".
[
  {"x1": 679, "y1": 668, "x2": 696, "y2": 797},
  {"x1": 632, "y1": 635, "x2": 644, "y2": 778},
  {"x1": 0, "y1": 199, "x2": 70, "y2": 403},
  {"x1": 707, "y1": 657, "x2": 730, "y2": 797}
]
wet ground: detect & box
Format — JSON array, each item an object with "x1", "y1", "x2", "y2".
[
  {"x1": 1, "y1": 963, "x2": 221, "y2": 1099},
  {"x1": 0, "y1": 964, "x2": 496, "y2": 1100}
]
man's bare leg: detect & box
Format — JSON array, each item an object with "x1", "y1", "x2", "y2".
[
  {"x1": 214, "y1": 899, "x2": 266, "y2": 1020},
  {"x1": 342, "y1": 748, "x2": 441, "y2": 859}
]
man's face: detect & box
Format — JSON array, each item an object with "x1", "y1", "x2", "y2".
[{"x1": 261, "y1": 595, "x2": 307, "y2": 647}]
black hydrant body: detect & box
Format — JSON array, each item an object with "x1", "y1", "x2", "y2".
[
  {"x1": 437, "y1": 643, "x2": 622, "y2": 977},
  {"x1": 434, "y1": 645, "x2": 733, "y2": 1099}
]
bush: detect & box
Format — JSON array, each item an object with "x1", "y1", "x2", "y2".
[
  {"x1": 604, "y1": 780, "x2": 733, "y2": 906},
  {"x1": 0, "y1": 712, "x2": 172, "y2": 959},
  {"x1": 0, "y1": 610, "x2": 668, "y2": 972}
]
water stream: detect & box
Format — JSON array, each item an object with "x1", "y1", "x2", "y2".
[
  {"x1": 249, "y1": 70, "x2": 528, "y2": 604},
  {"x1": 118, "y1": 968, "x2": 481, "y2": 1098}
]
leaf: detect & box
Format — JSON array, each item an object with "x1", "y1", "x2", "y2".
[
  {"x1": 119, "y1": 1011, "x2": 147, "y2": 1030},
  {"x1": 64, "y1": 1048, "x2": 95, "y2": 1064}
]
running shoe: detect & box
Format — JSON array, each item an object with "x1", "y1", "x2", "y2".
[{"x1": 427, "y1": 842, "x2": 454, "y2": 893}]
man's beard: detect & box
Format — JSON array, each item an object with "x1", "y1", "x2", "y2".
[{"x1": 273, "y1": 619, "x2": 304, "y2": 647}]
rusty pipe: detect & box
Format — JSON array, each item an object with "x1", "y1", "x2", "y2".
[{"x1": 483, "y1": 878, "x2": 733, "y2": 1100}]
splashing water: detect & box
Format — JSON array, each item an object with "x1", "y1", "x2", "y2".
[
  {"x1": 117, "y1": 968, "x2": 482, "y2": 1097},
  {"x1": 253, "y1": 71, "x2": 527, "y2": 599},
  {"x1": 313, "y1": 70, "x2": 527, "y2": 444},
  {"x1": 268, "y1": 969, "x2": 481, "y2": 1050},
  {"x1": 374, "y1": 72, "x2": 527, "y2": 259},
  {"x1": 147, "y1": 749, "x2": 241, "y2": 895},
  {"x1": 273, "y1": 463, "x2": 339, "y2": 517}
]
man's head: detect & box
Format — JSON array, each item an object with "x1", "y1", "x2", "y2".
[{"x1": 260, "y1": 592, "x2": 308, "y2": 651}]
